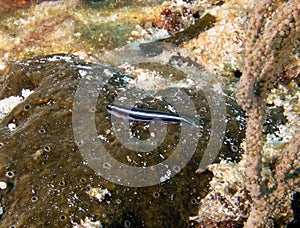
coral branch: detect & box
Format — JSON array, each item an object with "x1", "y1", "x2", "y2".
[{"x1": 236, "y1": 0, "x2": 300, "y2": 227}]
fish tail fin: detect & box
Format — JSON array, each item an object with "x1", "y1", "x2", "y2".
[{"x1": 181, "y1": 116, "x2": 198, "y2": 127}]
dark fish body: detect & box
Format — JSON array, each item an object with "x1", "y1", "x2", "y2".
[{"x1": 107, "y1": 104, "x2": 196, "y2": 127}]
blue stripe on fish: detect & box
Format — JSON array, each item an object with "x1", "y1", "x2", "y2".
[{"x1": 107, "y1": 104, "x2": 197, "y2": 127}]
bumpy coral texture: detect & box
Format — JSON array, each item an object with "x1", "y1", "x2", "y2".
[{"x1": 236, "y1": 0, "x2": 300, "y2": 227}]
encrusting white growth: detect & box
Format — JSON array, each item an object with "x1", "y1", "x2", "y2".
[
  {"x1": 72, "y1": 217, "x2": 102, "y2": 228},
  {"x1": 0, "y1": 96, "x2": 23, "y2": 120},
  {"x1": 86, "y1": 187, "x2": 111, "y2": 203},
  {"x1": 0, "y1": 89, "x2": 33, "y2": 121}
]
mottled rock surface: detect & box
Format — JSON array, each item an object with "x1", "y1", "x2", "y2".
[{"x1": 0, "y1": 54, "x2": 245, "y2": 227}]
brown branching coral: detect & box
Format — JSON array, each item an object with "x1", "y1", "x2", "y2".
[{"x1": 236, "y1": 0, "x2": 300, "y2": 227}]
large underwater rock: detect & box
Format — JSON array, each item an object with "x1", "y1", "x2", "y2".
[{"x1": 0, "y1": 52, "x2": 245, "y2": 227}]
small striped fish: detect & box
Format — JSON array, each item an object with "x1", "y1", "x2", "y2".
[{"x1": 107, "y1": 104, "x2": 197, "y2": 127}]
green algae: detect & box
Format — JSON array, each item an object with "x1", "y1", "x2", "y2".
[{"x1": 74, "y1": 22, "x2": 134, "y2": 52}]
